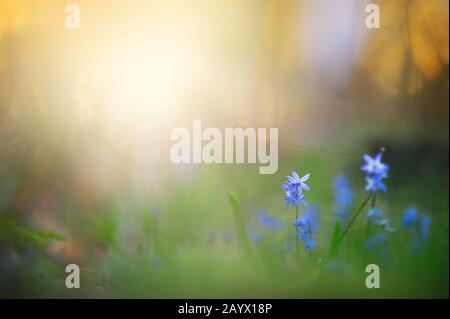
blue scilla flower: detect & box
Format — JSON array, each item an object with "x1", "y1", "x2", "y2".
[
  {"x1": 368, "y1": 209, "x2": 384, "y2": 224},
  {"x1": 419, "y1": 214, "x2": 431, "y2": 241},
  {"x1": 361, "y1": 152, "x2": 389, "y2": 193},
  {"x1": 333, "y1": 175, "x2": 354, "y2": 223},
  {"x1": 294, "y1": 205, "x2": 319, "y2": 231},
  {"x1": 361, "y1": 152, "x2": 389, "y2": 177},
  {"x1": 286, "y1": 171, "x2": 311, "y2": 191},
  {"x1": 305, "y1": 238, "x2": 315, "y2": 250},
  {"x1": 401, "y1": 206, "x2": 418, "y2": 228},
  {"x1": 283, "y1": 171, "x2": 310, "y2": 207},
  {"x1": 401, "y1": 206, "x2": 431, "y2": 238},
  {"x1": 293, "y1": 217, "x2": 308, "y2": 229},
  {"x1": 296, "y1": 228, "x2": 315, "y2": 250},
  {"x1": 293, "y1": 205, "x2": 318, "y2": 250},
  {"x1": 365, "y1": 175, "x2": 387, "y2": 192},
  {"x1": 401, "y1": 207, "x2": 432, "y2": 252},
  {"x1": 284, "y1": 186, "x2": 304, "y2": 207},
  {"x1": 256, "y1": 212, "x2": 284, "y2": 231},
  {"x1": 412, "y1": 214, "x2": 432, "y2": 251},
  {"x1": 304, "y1": 204, "x2": 319, "y2": 232}
]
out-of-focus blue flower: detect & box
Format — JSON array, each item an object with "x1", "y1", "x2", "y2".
[
  {"x1": 361, "y1": 152, "x2": 389, "y2": 177},
  {"x1": 401, "y1": 206, "x2": 432, "y2": 252},
  {"x1": 361, "y1": 152, "x2": 389, "y2": 193},
  {"x1": 246, "y1": 224, "x2": 263, "y2": 243},
  {"x1": 401, "y1": 206, "x2": 418, "y2": 229},
  {"x1": 293, "y1": 218, "x2": 308, "y2": 229},
  {"x1": 333, "y1": 175, "x2": 354, "y2": 223},
  {"x1": 365, "y1": 175, "x2": 387, "y2": 192},
  {"x1": 283, "y1": 171, "x2": 310, "y2": 207},
  {"x1": 293, "y1": 205, "x2": 318, "y2": 250},
  {"x1": 378, "y1": 219, "x2": 395, "y2": 232},
  {"x1": 256, "y1": 212, "x2": 284, "y2": 231},
  {"x1": 297, "y1": 228, "x2": 309, "y2": 241},
  {"x1": 304, "y1": 205, "x2": 319, "y2": 232},
  {"x1": 411, "y1": 214, "x2": 432, "y2": 251},
  {"x1": 305, "y1": 238, "x2": 315, "y2": 250},
  {"x1": 367, "y1": 209, "x2": 395, "y2": 232},
  {"x1": 364, "y1": 232, "x2": 387, "y2": 251},
  {"x1": 368, "y1": 209, "x2": 384, "y2": 224},
  {"x1": 419, "y1": 214, "x2": 431, "y2": 241}
]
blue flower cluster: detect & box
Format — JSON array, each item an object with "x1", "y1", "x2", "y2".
[
  {"x1": 361, "y1": 152, "x2": 389, "y2": 192},
  {"x1": 293, "y1": 205, "x2": 318, "y2": 250},
  {"x1": 401, "y1": 206, "x2": 432, "y2": 251},
  {"x1": 283, "y1": 171, "x2": 310, "y2": 207},
  {"x1": 280, "y1": 150, "x2": 434, "y2": 260}
]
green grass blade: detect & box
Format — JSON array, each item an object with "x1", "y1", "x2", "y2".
[
  {"x1": 226, "y1": 191, "x2": 257, "y2": 265},
  {"x1": 328, "y1": 219, "x2": 341, "y2": 258}
]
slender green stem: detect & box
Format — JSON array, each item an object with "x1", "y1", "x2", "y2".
[
  {"x1": 338, "y1": 192, "x2": 373, "y2": 243},
  {"x1": 370, "y1": 191, "x2": 377, "y2": 209},
  {"x1": 365, "y1": 219, "x2": 371, "y2": 236},
  {"x1": 365, "y1": 191, "x2": 377, "y2": 236}
]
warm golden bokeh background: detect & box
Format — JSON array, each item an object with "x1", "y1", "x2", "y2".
[{"x1": 1, "y1": 0, "x2": 447, "y2": 192}]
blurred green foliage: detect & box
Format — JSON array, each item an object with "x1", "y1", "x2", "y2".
[{"x1": 0, "y1": 127, "x2": 448, "y2": 298}]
